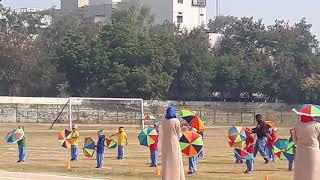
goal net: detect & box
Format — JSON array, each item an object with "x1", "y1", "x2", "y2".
[{"x1": 51, "y1": 97, "x2": 144, "y2": 129}]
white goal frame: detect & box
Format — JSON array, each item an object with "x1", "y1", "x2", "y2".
[{"x1": 68, "y1": 97, "x2": 145, "y2": 129}]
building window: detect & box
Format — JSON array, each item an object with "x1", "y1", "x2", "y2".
[
  {"x1": 192, "y1": 0, "x2": 206, "y2": 7},
  {"x1": 200, "y1": 13, "x2": 204, "y2": 16},
  {"x1": 177, "y1": 16, "x2": 183, "y2": 24},
  {"x1": 178, "y1": 12, "x2": 182, "y2": 15},
  {"x1": 178, "y1": 0, "x2": 183, "y2": 4}
]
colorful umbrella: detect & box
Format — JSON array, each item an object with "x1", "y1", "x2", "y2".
[
  {"x1": 138, "y1": 127, "x2": 159, "y2": 147},
  {"x1": 58, "y1": 129, "x2": 72, "y2": 149},
  {"x1": 190, "y1": 116, "x2": 205, "y2": 132},
  {"x1": 144, "y1": 114, "x2": 156, "y2": 120},
  {"x1": 83, "y1": 137, "x2": 95, "y2": 158},
  {"x1": 274, "y1": 139, "x2": 295, "y2": 160},
  {"x1": 285, "y1": 141, "x2": 296, "y2": 161},
  {"x1": 292, "y1": 104, "x2": 320, "y2": 117},
  {"x1": 180, "y1": 109, "x2": 196, "y2": 123},
  {"x1": 265, "y1": 121, "x2": 275, "y2": 128},
  {"x1": 179, "y1": 131, "x2": 203, "y2": 157},
  {"x1": 228, "y1": 141, "x2": 245, "y2": 148},
  {"x1": 234, "y1": 148, "x2": 254, "y2": 160},
  {"x1": 228, "y1": 126, "x2": 246, "y2": 143},
  {"x1": 5, "y1": 128, "x2": 24, "y2": 144},
  {"x1": 105, "y1": 138, "x2": 117, "y2": 149}
]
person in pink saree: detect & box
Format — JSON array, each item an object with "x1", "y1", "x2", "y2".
[
  {"x1": 293, "y1": 115, "x2": 320, "y2": 180},
  {"x1": 161, "y1": 106, "x2": 185, "y2": 180}
]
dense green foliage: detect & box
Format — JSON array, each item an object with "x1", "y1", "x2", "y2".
[{"x1": 1, "y1": 4, "x2": 320, "y2": 103}]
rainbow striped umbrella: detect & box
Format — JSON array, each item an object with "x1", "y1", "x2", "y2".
[
  {"x1": 105, "y1": 138, "x2": 117, "y2": 149},
  {"x1": 274, "y1": 139, "x2": 295, "y2": 160},
  {"x1": 83, "y1": 137, "x2": 95, "y2": 158},
  {"x1": 144, "y1": 114, "x2": 156, "y2": 120},
  {"x1": 228, "y1": 126, "x2": 246, "y2": 143},
  {"x1": 234, "y1": 148, "x2": 254, "y2": 160},
  {"x1": 180, "y1": 109, "x2": 196, "y2": 123},
  {"x1": 179, "y1": 131, "x2": 203, "y2": 157},
  {"x1": 292, "y1": 104, "x2": 320, "y2": 117},
  {"x1": 58, "y1": 129, "x2": 72, "y2": 149},
  {"x1": 138, "y1": 127, "x2": 159, "y2": 147},
  {"x1": 5, "y1": 128, "x2": 24, "y2": 144}
]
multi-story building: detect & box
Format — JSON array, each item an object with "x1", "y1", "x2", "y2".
[
  {"x1": 61, "y1": 0, "x2": 89, "y2": 14},
  {"x1": 89, "y1": 0, "x2": 122, "y2": 6},
  {"x1": 60, "y1": 0, "x2": 207, "y2": 30},
  {"x1": 134, "y1": 0, "x2": 207, "y2": 30}
]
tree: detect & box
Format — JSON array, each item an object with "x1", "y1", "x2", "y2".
[
  {"x1": 168, "y1": 29, "x2": 214, "y2": 100},
  {"x1": 56, "y1": 7, "x2": 180, "y2": 99},
  {"x1": 207, "y1": 16, "x2": 238, "y2": 33},
  {"x1": 0, "y1": 5, "x2": 60, "y2": 96},
  {"x1": 0, "y1": 31, "x2": 59, "y2": 96}
]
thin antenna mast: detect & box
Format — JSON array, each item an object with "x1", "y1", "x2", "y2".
[{"x1": 215, "y1": 0, "x2": 221, "y2": 17}]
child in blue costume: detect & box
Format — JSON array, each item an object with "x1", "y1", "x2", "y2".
[{"x1": 96, "y1": 130, "x2": 105, "y2": 168}]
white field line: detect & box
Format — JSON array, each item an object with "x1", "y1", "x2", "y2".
[{"x1": 0, "y1": 170, "x2": 109, "y2": 180}]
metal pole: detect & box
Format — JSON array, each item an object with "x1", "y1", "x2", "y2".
[
  {"x1": 50, "y1": 101, "x2": 69, "y2": 129},
  {"x1": 227, "y1": 111, "x2": 230, "y2": 124},
  {"x1": 69, "y1": 97, "x2": 72, "y2": 129},
  {"x1": 213, "y1": 106, "x2": 216, "y2": 124},
  {"x1": 141, "y1": 99, "x2": 144, "y2": 129},
  {"x1": 253, "y1": 109, "x2": 256, "y2": 125},
  {"x1": 116, "y1": 104, "x2": 119, "y2": 124},
  {"x1": 36, "y1": 104, "x2": 39, "y2": 123}
]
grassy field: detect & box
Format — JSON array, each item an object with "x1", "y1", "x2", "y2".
[{"x1": 0, "y1": 124, "x2": 294, "y2": 180}]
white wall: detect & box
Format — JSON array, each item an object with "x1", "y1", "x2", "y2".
[
  {"x1": 135, "y1": 0, "x2": 206, "y2": 30},
  {"x1": 89, "y1": 0, "x2": 122, "y2": 5},
  {"x1": 79, "y1": 0, "x2": 90, "y2": 7},
  {"x1": 0, "y1": 96, "x2": 68, "y2": 105},
  {"x1": 173, "y1": 0, "x2": 207, "y2": 30}
]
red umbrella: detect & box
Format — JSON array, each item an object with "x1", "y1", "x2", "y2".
[{"x1": 190, "y1": 116, "x2": 205, "y2": 132}]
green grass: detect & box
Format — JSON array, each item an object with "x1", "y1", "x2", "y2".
[{"x1": 0, "y1": 124, "x2": 294, "y2": 180}]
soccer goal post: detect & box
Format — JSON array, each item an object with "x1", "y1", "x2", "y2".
[{"x1": 67, "y1": 97, "x2": 145, "y2": 129}]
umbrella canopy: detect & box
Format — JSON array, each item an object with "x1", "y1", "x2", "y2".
[
  {"x1": 83, "y1": 137, "x2": 95, "y2": 158},
  {"x1": 265, "y1": 121, "x2": 275, "y2": 128},
  {"x1": 105, "y1": 138, "x2": 117, "y2": 149},
  {"x1": 274, "y1": 139, "x2": 295, "y2": 160},
  {"x1": 5, "y1": 128, "x2": 24, "y2": 144},
  {"x1": 228, "y1": 126, "x2": 246, "y2": 143},
  {"x1": 228, "y1": 141, "x2": 245, "y2": 148},
  {"x1": 292, "y1": 104, "x2": 320, "y2": 117},
  {"x1": 285, "y1": 141, "x2": 296, "y2": 161},
  {"x1": 58, "y1": 129, "x2": 72, "y2": 149},
  {"x1": 138, "y1": 127, "x2": 159, "y2": 147},
  {"x1": 144, "y1": 114, "x2": 156, "y2": 120},
  {"x1": 234, "y1": 148, "x2": 254, "y2": 160},
  {"x1": 179, "y1": 131, "x2": 203, "y2": 157},
  {"x1": 190, "y1": 116, "x2": 205, "y2": 132},
  {"x1": 180, "y1": 109, "x2": 196, "y2": 123}
]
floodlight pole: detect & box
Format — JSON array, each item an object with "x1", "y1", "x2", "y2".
[{"x1": 69, "y1": 97, "x2": 72, "y2": 129}]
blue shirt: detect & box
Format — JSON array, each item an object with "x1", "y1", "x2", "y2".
[{"x1": 97, "y1": 135, "x2": 105, "y2": 154}]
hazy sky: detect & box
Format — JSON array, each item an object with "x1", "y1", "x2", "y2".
[{"x1": 2, "y1": 0, "x2": 319, "y2": 39}]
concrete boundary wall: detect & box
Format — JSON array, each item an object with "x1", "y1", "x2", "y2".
[
  {"x1": 0, "y1": 96, "x2": 297, "y2": 126},
  {"x1": 0, "y1": 96, "x2": 68, "y2": 105}
]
